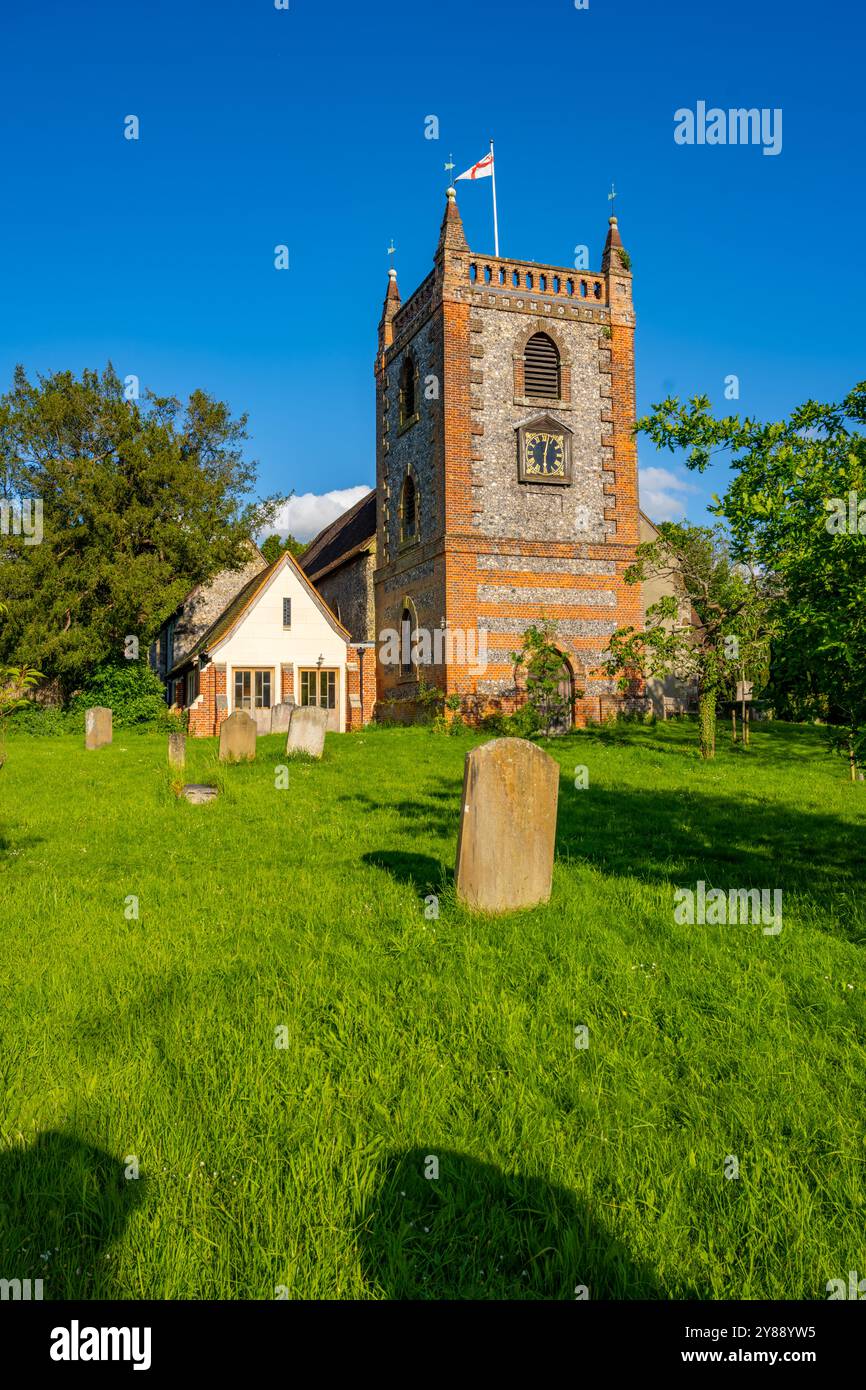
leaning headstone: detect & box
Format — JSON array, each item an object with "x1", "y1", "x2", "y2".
[
  {"x1": 286, "y1": 705, "x2": 328, "y2": 759},
  {"x1": 85, "y1": 707, "x2": 112, "y2": 750},
  {"x1": 219, "y1": 709, "x2": 256, "y2": 762},
  {"x1": 181, "y1": 784, "x2": 219, "y2": 805},
  {"x1": 270, "y1": 702, "x2": 294, "y2": 735},
  {"x1": 455, "y1": 737, "x2": 559, "y2": 914},
  {"x1": 168, "y1": 732, "x2": 186, "y2": 768}
]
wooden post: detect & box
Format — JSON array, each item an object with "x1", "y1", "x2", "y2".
[
  {"x1": 731, "y1": 707, "x2": 737, "y2": 743},
  {"x1": 741, "y1": 691, "x2": 748, "y2": 746}
]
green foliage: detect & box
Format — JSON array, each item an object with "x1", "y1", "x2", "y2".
[
  {"x1": 617, "y1": 249, "x2": 632, "y2": 271},
  {"x1": 259, "y1": 533, "x2": 306, "y2": 565},
  {"x1": 0, "y1": 363, "x2": 287, "y2": 695},
  {"x1": 425, "y1": 693, "x2": 462, "y2": 736},
  {"x1": 66, "y1": 658, "x2": 168, "y2": 728},
  {"x1": 511, "y1": 623, "x2": 582, "y2": 736},
  {"x1": 637, "y1": 381, "x2": 866, "y2": 769},
  {"x1": 6, "y1": 703, "x2": 75, "y2": 736},
  {"x1": 605, "y1": 521, "x2": 775, "y2": 760},
  {"x1": 415, "y1": 677, "x2": 445, "y2": 723},
  {"x1": 155, "y1": 704, "x2": 189, "y2": 734},
  {"x1": 0, "y1": 601, "x2": 43, "y2": 761},
  {"x1": 480, "y1": 704, "x2": 542, "y2": 738}
]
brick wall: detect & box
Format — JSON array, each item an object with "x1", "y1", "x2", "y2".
[
  {"x1": 346, "y1": 644, "x2": 377, "y2": 728},
  {"x1": 187, "y1": 661, "x2": 227, "y2": 738},
  {"x1": 373, "y1": 194, "x2": 642, "y2": 727}
]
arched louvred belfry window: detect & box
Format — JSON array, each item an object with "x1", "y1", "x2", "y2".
[
  {"x1": 399, "y1": 353, "x2": 417, "y2": 427},
  {"x1": 524, "y1": 332, "x2": 561, "y2": 400},
  {"x1": 400, "y1": 471, "x2": 417, "y2": 543}
]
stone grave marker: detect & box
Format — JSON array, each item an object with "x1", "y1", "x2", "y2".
[
  {"x1": 168, "y1": 732, "x2": 186, "y2": 768},
  {"x1": 219, "y1": 709, "x2": 257, "y2": 762},
  {"x1": 181, "y1": 784, "x2": 219, "y2": 805},
  {"x1": 252, "y1": 707, "x2": 273, "y2": 735},
  {"x1": 85, "y1": 707, "x2": 112, "y2": 751},
  {"x1": 286, "y1": 705, "x2": 328, "y2": 759},
  {"x1": 270, "y1": 702, "x2": 294, "y2": 735},
  {"x1": 455, "y1": 737, "x2": 559, "y2": 913}
]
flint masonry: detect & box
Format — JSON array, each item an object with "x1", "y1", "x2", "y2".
[
  {"x1": 156, "y1": 189, "x2": 652, "y2": 734},
  {"x1": 364, "y1": 183, "x2": 641, "y2": 725}
]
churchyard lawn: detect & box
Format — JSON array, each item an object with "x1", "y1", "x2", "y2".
[{"x1": 1, "y1": 721, "x2": 864, "y2": 1300}]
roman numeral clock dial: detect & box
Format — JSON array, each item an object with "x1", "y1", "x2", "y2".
[
  {"x1": 517, "y1": 417, "x2": 572, "y2": 485},
  {"x1": 524, "y1": 430, "x2": 565, "y2": 477}
]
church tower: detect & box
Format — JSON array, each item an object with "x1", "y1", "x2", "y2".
[{"x1": 373, "y1": 185, "x2": 640, "y2": 724}]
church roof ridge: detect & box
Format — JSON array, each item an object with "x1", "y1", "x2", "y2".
[{"x1": 300, "y1": 488, "x2": 376, "y2": 579}]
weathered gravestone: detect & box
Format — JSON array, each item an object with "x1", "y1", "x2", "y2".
[
  {"x1": 252, "y1": 707, "x2": 273, "y2": 735},
  {"x1": 85, "y1": 707, "x2": 112, "y2": 751},
  {"x1": 168, "y1": 733, "x2": 186, "y2": 768},
  {"x1": 270, "y1": 702, "x2": 294, "y2": 735},
  {"x1": 455, "y1": 737, "x2": 559, "y2": 914},
  {"x1": 181, "y1": 784, "x2": 219, "y2": 805},
  {"x1": 286, "y1": 705, "x2": 328, "y2": 759},
  {"x1": 219, "y1": 709, "x2": 257, "y2": 762}
]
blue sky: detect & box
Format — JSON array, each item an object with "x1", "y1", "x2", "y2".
[{"x1": 1, "y1": 0, "x2": 863, "y2": 537}]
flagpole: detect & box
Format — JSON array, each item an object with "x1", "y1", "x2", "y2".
[{"x1": 490, "y1": 139, "x2": 499, "y2": 257}]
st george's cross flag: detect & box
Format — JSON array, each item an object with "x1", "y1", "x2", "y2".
[
  {"x1": 453, "y1": 141, "x2": 500, "y2": 254},
  {"x1": 456, "y1": 150, "x2": 494, "y2": 180}
]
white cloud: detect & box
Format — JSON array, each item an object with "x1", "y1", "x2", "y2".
[
  {"x1": 270, "y1": 485, "x2": 372, "y2": 543},
  {"x1": 638, "y1": 466, "x2": 698, "y2": 523}
]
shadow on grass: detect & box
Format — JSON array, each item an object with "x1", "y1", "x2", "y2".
[
  {"x1": 342, "y1": 790, "x2": 460, "y2": 841},
  {"x1": 351, "y1": 745, "x2": 864, "y2": 940},
  {"x1": 362, "y1": 850, "x2": 452, "y2": 897},
  {"x1": 0, "y1": 1130, "x2": 145, "y2": 1299},
  {"x1": 568, "y1": 719, "x2": 843, "y2": 767},
  {"x1": 556, "y1": 776, "x2": 866, "y2": 942},
  {"x1": 357, "y1": 1146, "x2": 694, "y2": 1300},
  {"x1": 0, "y1": 830, "x2": 44, "y2": 854}
]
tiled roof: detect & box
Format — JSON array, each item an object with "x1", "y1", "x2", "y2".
[
  {"x1": 300, "y1": 489, "x2": 376, "y2": 581},
  {"x1": 168, "y1": 551, "x2": 349, "y2": 675}
]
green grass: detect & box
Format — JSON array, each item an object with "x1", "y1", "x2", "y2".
[{"x1": 0, "y1": 719, "x2": 864, "y2": 1300}]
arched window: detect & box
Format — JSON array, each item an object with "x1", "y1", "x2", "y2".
[
  {"x1": 399, "y1": 354, "x2": 417, "y2": 428},
  {"x1": 524, "y1": 331, "x2": 561, "y2": 400},
  {"x1": 400, "y1": 471, "x2": 417, "y2": 543},
  {"x1": 400, "y1": 606, "x2": 414, "y2": 676}
]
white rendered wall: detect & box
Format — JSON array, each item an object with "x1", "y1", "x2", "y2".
[{"x1": 212, "y1": 562, "x2": 348, "y2": 730}]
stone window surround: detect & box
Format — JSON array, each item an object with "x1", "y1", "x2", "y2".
[
  {"x1": 398, "y1": 464, "x2": 422, "y2": 552},
  {"x1": 511, "y1": 320, "x2": 573, "y2": 407},
  {"x1": 397, "y1": 594, "x2": 420, "y2": 685},
  {"x1": 398, "y1": 353, "x2": 421, "y2": 434}
]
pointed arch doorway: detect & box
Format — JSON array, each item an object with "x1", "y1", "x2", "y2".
[{"x1": 551, "y1": 652, "x2": 575, "y2": 734}]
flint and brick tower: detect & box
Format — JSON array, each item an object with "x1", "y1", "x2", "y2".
[{"x1": 374, "y1": 186, "x2": 640, "y2": 722}]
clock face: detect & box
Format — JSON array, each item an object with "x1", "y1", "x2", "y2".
[{"x1": 524, "y1": 430, "x2": 566, "y2": 478}]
